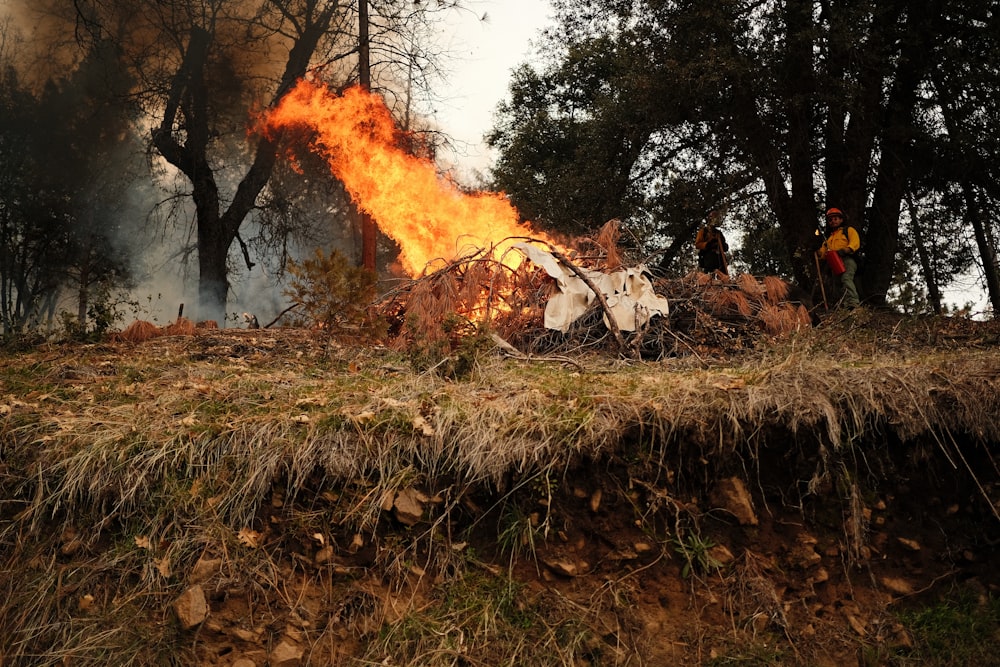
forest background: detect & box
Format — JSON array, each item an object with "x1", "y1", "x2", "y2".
[{"x1": 0, "y1": 0, "x2": 997, "y2": 339}]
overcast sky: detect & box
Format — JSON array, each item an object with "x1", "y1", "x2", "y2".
[{"x1": 435, "y1": 0, "x2": 553, "y2": 182}]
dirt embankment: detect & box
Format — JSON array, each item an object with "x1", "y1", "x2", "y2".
[{"x1": 1, "y1": 311, "x2": 999, "y2": 666}]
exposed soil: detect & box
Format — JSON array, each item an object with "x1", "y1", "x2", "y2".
[{"x1": 2, "y1": 308, "x2": 999, "y2": 666}]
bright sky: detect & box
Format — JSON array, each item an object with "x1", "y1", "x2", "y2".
[{"x1": 435, "y1": 0, "x2": 553, "y2": 182}]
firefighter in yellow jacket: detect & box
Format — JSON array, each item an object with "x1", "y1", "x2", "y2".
[{"x1": 817, "y1": 207, "x2": 861, "y2": 308}]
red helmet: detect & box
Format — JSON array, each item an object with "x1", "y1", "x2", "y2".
[{"x1": 825, "y1": 207, "x2": 844, "y2": 218}]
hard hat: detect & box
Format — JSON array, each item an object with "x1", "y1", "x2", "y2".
[{"x1": 825, "y1": 207, "x2": 844, "y2": 218}]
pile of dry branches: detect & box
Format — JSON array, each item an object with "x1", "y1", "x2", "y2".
[
  {"x1": 376, "y1": 224, "x2": 813, "y2": 360},
  {"x1": 112, "y1": 316, "x2": 217, "y2": 343}
]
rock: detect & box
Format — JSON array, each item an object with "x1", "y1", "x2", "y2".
[
  {"x1": 269, "y1": 639, "x2": 304, "y2": 667},
  {"x1": 392, "y1": 488, "x2": 426, "y2": 526},
  {"x1": 231, "y1": 627, "x2": 260, "y2": 642},
  {"x1": 173, "y1": 585, "x2": 208, "y2": 630},
  {"x1": 710, "y1": 477, "x2": 758, "y2": 526},
  {"x1": 543, "y1": 557, "x2": 581, "y2": 577},
  {"x1": 78, "y1": 593, "x2": 96, "y2": 613},
  {"x1": 810, "y1": 567, "x2": 829, "y2": 584},
  {"x1": 796, "y1": 547, "x2": 823, "y2": 568},
  {"x1": 708, "y1": 543, "x2": 734, "y2": 566},
  {"x1": 590, "y1": 488, "x2": 602, "y2": 512},
  {"x1": 844, "y1": 611, "x2": 867, "y2": 636},
  {"x1": 634, "y1": 542, "x2": 653, "y2": 554},
  {"x1": 880, "y1": 576, "x2": 914, "y2": 595},
  {"x1": 232, "y1": 659, "x2": 257, "y2": 667},
  {"x1": 314, "y1": 545, "x2": 334, "y2": 565}
]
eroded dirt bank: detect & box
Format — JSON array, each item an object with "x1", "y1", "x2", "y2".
[{"x1": 2, "y1": 314, "x2": 999, "y2": 665}]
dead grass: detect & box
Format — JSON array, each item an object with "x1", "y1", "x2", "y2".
[
  {"x1": 1, "y1": 315, "x2": 999, "y2": 665},
  {"x1": 3, "y1": 325, "x2": 999, "y2": 529}
]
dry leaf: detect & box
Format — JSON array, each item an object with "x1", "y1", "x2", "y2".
[
  {"x1": 180, "y1": 415, "x2": 198, "y2": 427},
  {"x1": 135, "y1": 535, "x2": 152, "y2": 550},
  {"x1": 712, "y1": 376, "x2": 746, "y2": 391},
  {"x1": 155, "y1": 556, "x2": 172, "y2": 578},
  {"x1": 294, "y1": 396, "x2": 326, "y2": 407},
  {"x1": 412, "y1": 415, "x2": 435, "y2": 436},
  {"x1": 292, "y1": 414, "x2": 310, "y2": 423},
  {"x1": 238, "y1": 528, "x2": 262, "y2": 548}
]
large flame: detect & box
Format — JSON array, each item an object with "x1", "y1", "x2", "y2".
[{"x1": 263, "y1": 79, "x2": 556, "y2": 276}]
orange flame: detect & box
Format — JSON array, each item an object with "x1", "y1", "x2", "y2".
[{"x1": 263, "y1": 79, "x2": 557, "y2": 276}]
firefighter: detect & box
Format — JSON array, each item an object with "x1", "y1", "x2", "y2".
[
  {"x1": 817, "y1": 207, "x2": 861, "y2": 308},
  {"x1": 695, "y1": 210, "x2": 729, "y2": 275}
]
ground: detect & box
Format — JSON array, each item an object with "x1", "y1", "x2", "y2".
[{"x1": 1, "y1": 307, "x2": 999, "y2": 666}]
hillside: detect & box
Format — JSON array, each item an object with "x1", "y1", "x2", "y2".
[{"x1": 2, "y1": 306, "x2": 1000, "y2": 666}]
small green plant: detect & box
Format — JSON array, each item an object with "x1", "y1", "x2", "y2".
[
  {"x1": 672, "y1": 532, "x2": 723, "y2": 578},
  {"x1": 497, "y1": 502, "x2": 541, "y2": 568},
  {"x1": 284, "y1": 248, "x2": 384, "y2": 338}
]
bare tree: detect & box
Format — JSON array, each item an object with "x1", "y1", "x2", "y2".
[{"x1": 62, "y1": 0, "x2": 460, "y2": 324}]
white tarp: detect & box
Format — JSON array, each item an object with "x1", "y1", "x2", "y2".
[{"x1": 514, "y1": 243, "x2": 670, "y2": 333}]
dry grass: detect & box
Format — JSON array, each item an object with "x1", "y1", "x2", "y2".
[
  {"x1": 3, "y1": 322, "x2": 999, "y2": 528},
  {"x1": 1, "y1": 312, "x2": 999, "y2": 665}
]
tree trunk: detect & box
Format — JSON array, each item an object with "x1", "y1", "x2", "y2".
[
  {"x1": 858, "y1": 4, "x2": 937, "y2": 306},
  {"x1": 782, "y1": 0, "x2": 819, "y2": 290},
  {"x1": 905, "y1": 191, "x2": 942, "y2": 314},
  {"x1": 151, "y1": 5, "x2": 338, "y2": 325},
  {"x1": 197, "y1": 222, "x2": 230, "y2": 325},
  {"x1": 962, "y1": 182, "x2": 1000, "y2": 316},
  {"x1": 358, "y1": 0, "x2": 377, "y2": 273},
  {"x1": 77, "y1": 263, "x2": 90, "y2": 329}
]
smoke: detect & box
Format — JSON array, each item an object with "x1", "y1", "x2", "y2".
[{"x1": 0, "y1": 0, "x2": 368, "y2": 329}]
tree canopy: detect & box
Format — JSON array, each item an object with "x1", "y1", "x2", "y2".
[
  {"x1": 0, "y1": 27, "x2": 142, "y2": 336},
  {"x1": 488, "y1": 0, "x2": 1000, "y2": 314}
]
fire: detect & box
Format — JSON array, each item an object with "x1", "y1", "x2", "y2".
[{"x1": 263, "y1": 79, "x2": 557, "y2": 276}]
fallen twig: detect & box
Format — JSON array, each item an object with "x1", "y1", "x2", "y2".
[{"x1": 490, "y1": 334, "x2": 586, "y2": 372}]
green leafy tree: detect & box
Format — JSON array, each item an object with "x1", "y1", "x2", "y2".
[
  {"x1": 0, "y1": 27, "x2": 138, "y2": 336},
  {"x1": 489, "y1": 0, "x2": 999, "y2": 310},
  {"x1": 34, "y1": 39, "x2": 141, "y2": 334},
  {"x1": 284, "y1": 247, "x2": 382, "y2": 337}
]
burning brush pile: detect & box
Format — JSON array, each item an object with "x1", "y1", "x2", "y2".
[
  {"x1": 256, "y1": 80, "x2": 812, "y2": 360},
  {"x1": 255, "y1": 79, "x2": 812, "y2": 359},
  {"x1": 376, "y1": 220, "x2": 813, "y2": 361}
]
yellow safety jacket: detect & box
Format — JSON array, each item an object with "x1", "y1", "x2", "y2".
[{"x1": 818, "y1": 226, "x2": 860, "y2": 259}]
